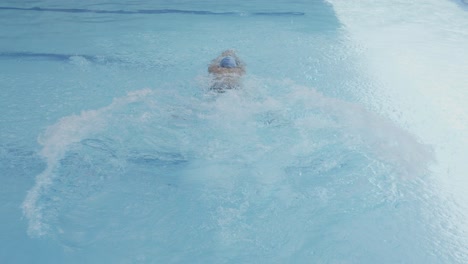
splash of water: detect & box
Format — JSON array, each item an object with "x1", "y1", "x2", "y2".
[
  {"x1": 22, "y1": 89, "x2": 153, "y2": 236},
  {"x1": 21, "y1": 79, "x2": 433, "y2": 262}
]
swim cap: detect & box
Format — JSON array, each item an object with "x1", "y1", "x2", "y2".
[{"x1": 220, "y1": 56, "x2": 237, "y2": 68}]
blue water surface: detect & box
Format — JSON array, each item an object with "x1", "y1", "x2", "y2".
[{"x1": 1, "y1": 0, "x2": 467, "y2": 263}]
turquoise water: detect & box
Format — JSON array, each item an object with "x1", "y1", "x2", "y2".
[{"x1": 1, "y1": 0, "x2": 467, "y2": 263}]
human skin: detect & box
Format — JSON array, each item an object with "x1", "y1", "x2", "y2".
[{"x1": 208, "y1": 50, "x2": 245, "y2": 79}]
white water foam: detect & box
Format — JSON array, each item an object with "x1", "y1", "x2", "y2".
[
  {"x1": 22, "y1": 89, "x2": 153, "y2": 236},
  {"x1": 22, "y1": 78, "x2": 433, "y2": 240}
]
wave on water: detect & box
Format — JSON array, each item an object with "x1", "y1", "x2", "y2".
[
  {"x1": 22, "y1": 89, "x2": 153, "y2": 236},
  {"x1": 21, "y1": 79, "x2": 433, "y2": 260}
]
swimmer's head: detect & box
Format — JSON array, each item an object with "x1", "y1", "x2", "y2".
[{"x1": 220, "y1": 56, "x2": 237, "y2": 68}]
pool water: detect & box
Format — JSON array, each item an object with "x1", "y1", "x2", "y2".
[{"x1": 1, "y1": 0, "x2": 467, "y2": 263}]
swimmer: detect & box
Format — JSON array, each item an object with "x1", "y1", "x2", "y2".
[{"x1": 208, "y1": 50, "x2": 246, "y2": 92}]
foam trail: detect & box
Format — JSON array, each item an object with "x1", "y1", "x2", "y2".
[{"x1": 22, "y1": 89, "x2": 152, "y2": 236}]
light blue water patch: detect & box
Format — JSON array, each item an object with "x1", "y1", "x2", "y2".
[
  {"x1": 327, "y1": 0, "x2": 468, "y2": 262},
  {"x1": 0, "y1": 0, "x2": 462, "y2": 263}
]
